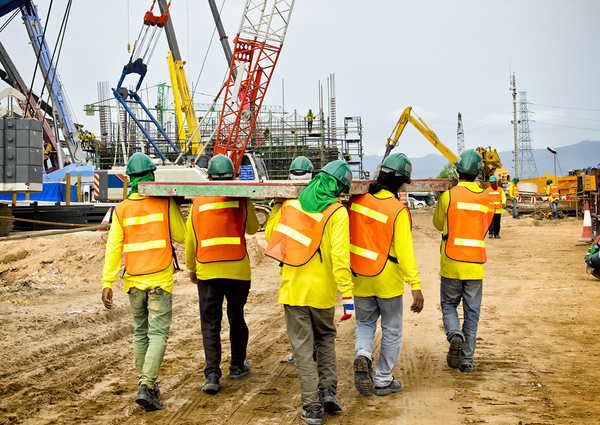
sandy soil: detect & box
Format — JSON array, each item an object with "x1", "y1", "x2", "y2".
[{"x1": 0, "y1": 209, "x2": 598, "y2": 425}]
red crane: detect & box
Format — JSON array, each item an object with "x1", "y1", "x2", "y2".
[{"x1": 213, "y1": 0, "x2": 295, "y2": 174}]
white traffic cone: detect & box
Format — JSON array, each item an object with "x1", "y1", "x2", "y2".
[
  {"x1": 579, "y1": 201, "x2": 593, "y2": 242},
  {"x1": 98, "y1": 207, "x2": 112, "y2": 232}
]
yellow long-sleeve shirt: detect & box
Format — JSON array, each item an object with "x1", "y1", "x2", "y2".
[
  {"x1": 265, "y1": 201, "x2": 353, "y2": 309},
  {"x1": 351, "y1": 190, "x2": 421, "y2": 298},
  {"x1": 545, "y1": 185, "x2": 560, "y2": 202},
  {"x1": 185, "y1": 198, "x2": 259, "y2": 281},
  {"x1": 101, "y1": 195, "x2": 186, "y2": 294},
  {"x1": 433, "y1": 181, "x2": 485, "y2": 280},
  {"x1": 509, "y1": 182, "x2": 518, "y2": 199}
]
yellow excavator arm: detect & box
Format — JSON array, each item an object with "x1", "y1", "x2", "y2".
[
  {"x1": 385, "y1": 106, "x2": 458, "y2": 164},
  {"x1": 167, "y1": 51, "x2": 203, "y2": 155}
]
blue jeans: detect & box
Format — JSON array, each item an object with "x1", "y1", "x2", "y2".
[
  {"x1": 354, "y1": 295, "x2": 403, "y2": 387},
  {"x1": 129, "y1": 287, "x2": 173, "y2": 389},
  {"x1": 440, "y1": 277, "x2": 482, "y2": 364},
  {"x1": 551, "y1": 200, "x2": 558, "y2": 214},
  {"x1": 512, "y1": 198, "x2": 518, "y2": 218}
]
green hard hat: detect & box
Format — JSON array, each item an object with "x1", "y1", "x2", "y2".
[
  {"x1": 381, "y1": 153, "x2": 412, "y2": 183},
  {"x1": 126, "y1": 152, "x2": 156, "y2": 176},
  {"x1": 454, "y1": 149, "x2": 483, "y2": 175},
  {"x1": 322, "y1": 160, "x2": 353, "y2": 189},
  {"x1": 290, "y1": 156, "x2": 314, "y2": 173},
  {"x1": 208, "y1": 154, "x2": 235, "y2": 179},
  {"x1": 489, "y1": 175, "x2": 497, "y2": 183},
  {"x1": 546, "y1": 179, "x2": 552, "y2": 184},
  {"x1": 513, "y1": 177, "x2": 520, "y2": 184}
]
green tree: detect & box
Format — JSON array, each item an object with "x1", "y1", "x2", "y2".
[{"x1": 437, "y1": 162, "x2": 456, "y2": 179}]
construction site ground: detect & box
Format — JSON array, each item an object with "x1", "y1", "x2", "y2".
[{"x1": 0, "y1": 209, "x2": 598, "y2": 425}]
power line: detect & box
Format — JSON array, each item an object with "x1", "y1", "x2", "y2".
[
  {"x1": 534, "y1": 112, "x2": 600, "y2": 122},
  {"x1": 534, "y1": 103, "x2": 600, "y2": 112},
  {"x1": 535, "y1": 121, "x2": 600, "y2": 132}
]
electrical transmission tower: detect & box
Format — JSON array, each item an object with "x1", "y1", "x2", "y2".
[
  {"x1": 457, "y1": 112, "x2": 465, "y2": 154},
  {"x1": 517, "y1": 91, "x2": 539, "y2": 178}
]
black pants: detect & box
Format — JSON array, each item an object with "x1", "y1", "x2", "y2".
[
  {"x1": 197, "y1": 278, "x2": 250, "y2": 378},
  {"x1": 489, "y1": 213, "x2": 501, "y2": 236}
]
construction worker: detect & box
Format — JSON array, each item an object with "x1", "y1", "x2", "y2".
[
  {"x1": 185, "y1": 154, "x2": 259, "y2": 395},
  {"x1": 306, "y1": 108, "x2": 315, "y2": 132},
  {"x1": 101, "y1": 152, "x2": 186, "y2": 412},
  {"x1": 508, "y1": 177, "x2": 520, "y2": 219},
  {"x1": 433, "y1": 149, "x2": 495, "y2": 374},
  {"x1": 585, "y1": 236, "x2": 600, "y2": 280},
  {"x1": 265, "y1": 159, "x2": 354, "y2": 425},
  {"x1": 545, "y1": 178, "x2": 560, "y2": 219},
  {"x1": 485, "y1": 176, "x2": 506, "y2": 238},
  {"x1": 348, "y1": 153, "x2": 424, "y2": 397}
]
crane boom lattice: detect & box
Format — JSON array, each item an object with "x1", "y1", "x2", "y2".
[{"x1": 213, "y1": 0, "x2": 295, "y2": 173}]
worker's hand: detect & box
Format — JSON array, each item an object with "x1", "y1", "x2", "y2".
[
  {"x1": 410, "y1": 289, "x2": 424, "y2": 314},
  {"x1": 189, "y1": 271, "x2": 198, "y2": 284},
  {"x1": 340, "y1": 297, "x2": 354, "y2": 321},
  {"x1": 102, "y1": 288, "x2": 113, "y2": 310}
]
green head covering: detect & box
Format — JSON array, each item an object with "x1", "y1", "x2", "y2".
[
  {"x1": 298, "y1": 172, "x2": 342, "y2": 213},
  {"x1": 127, "y1": 172, "x2": 155, "y2": 198}
]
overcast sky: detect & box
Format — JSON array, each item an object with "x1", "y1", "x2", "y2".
[{"x1": 2, "y1": 0, "x2": 599, "y2": 170}]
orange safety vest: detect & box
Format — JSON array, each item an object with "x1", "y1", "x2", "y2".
[
  {"x1": 399, "y1": 192, "x2": 408, "y2": 202},
  {"x1": 510, "y1": 183, "x2": 519, "y2": 198},
  {"x1": 485, "y1": 187, "x2": 503, "y2": 212},
  {"x1": 191, "y1": 196, "x2": 247, "y2": 263},
  {"x1": 265, "y1": 199, "x2": 342, "y2": 267},
  {"x1": 348, "y1": 194, "x2": 408, "y2": 276},
  {"x1": 444, "y1": 185, "x2": 495, "y2": 264},
  {"x1": 549, "y1": 184, "x2": 559, "y2": 202},
  {"x1": 114, "y1": 197, "x2": 172, "y2": 276}
]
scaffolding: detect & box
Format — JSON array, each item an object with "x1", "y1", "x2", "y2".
[{"x1": 85, "y1": 81, "x2": 363, "y2": 178}]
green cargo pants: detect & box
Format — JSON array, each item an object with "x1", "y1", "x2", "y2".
[{"x1": 129, "y1": 287, "x2": 172, "y2": 390}]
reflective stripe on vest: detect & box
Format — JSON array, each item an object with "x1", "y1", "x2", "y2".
[
  {"x1": 265, "y1": 199, "x2": 342, "y2": 267},
  {"x1": 486, "y1": 189, "x2": 503, "y2": 208},
  {"x1": 114, "y1": 197, "x2": 172, "y2": 276},
  {"x1": 445, "y1": 185, "x2": 495, "y2": 264},
  {"x1": 550, "y1": 184, "x2": 559, "y2": 201},
  {"x1": 192, "y1": 196, "x2": 247, "y2": 263},
  {"x1": 510, "y1": 183, "x2": 519, "y2": 197},
  {"x1": 399, "y1": 192, "x2": 408, "y2": 202},
  {"x1": 348, "y1": 194, "x2": 406, "y2": 276}
]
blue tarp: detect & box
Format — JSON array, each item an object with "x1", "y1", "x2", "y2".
[
  {"x1": 44, "y1": 164, "x2": 94, "y2": 182},
  {"x1": 0, "y1": 182, "x2": 83, "y2": 202}
]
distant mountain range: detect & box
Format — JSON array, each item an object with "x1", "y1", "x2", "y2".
[{"x1": 362, "y1": 140, "x2": 600, "y2": 179}]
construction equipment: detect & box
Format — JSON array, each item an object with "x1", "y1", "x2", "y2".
[
  {"x1": 213, "y1": 0, "x2": 295, "y2": 174},
  {"x1": 385, "y1": 106, "x2": 509, "y2": 185}
]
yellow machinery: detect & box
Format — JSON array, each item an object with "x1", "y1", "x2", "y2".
[{"x1": 385, "y1": 106, "x2": 509, "y2": 185}]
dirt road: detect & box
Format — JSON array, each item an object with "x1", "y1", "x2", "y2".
[{"x1": 0, "y1": 210, "x2": 598, "y2": 424}]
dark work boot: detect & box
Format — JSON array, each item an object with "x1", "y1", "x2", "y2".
[
  {"x1": 229, "y1": 360, "x2": 251, "y2": 380},
  {"x1": 447, "y1": 336, "x2": 463, "y2": 369},
  {"x1": 136, "y1": 384, "x2": 165, "y2": 411},
  {"x1": 301, "y1": 407, "x2": 323, "y2": 425},
  {"x1": 319, "y1": 388, "x2": 342, "y2": 412},
  {"x1": 202, "y1": 373, "x2": 220, "y2": 395},
  {"x1": 354, "y1": 356, "x2": 375, "y2": 396}
]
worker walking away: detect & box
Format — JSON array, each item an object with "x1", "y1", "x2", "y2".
[
  {"x1": 348, "y1": 153, "x2": 424, "y2": 397},
  {"x1": 485, "y1": 176, "x2": 506, "y2": 238},
  {"x1": 433, "y1": 149, "x2": 495, "y2": 374},
  {"x1": 545, "y1": 178, "x2": 560, "y2": 219},
  {"x1": 101, "y1": 152, "x2": 186, "y2": 412},
  {"x1": 185, "y1": 154, "x2": 259, "y2": 395},
  {"x1": 265, "y1": 160, "x2": 354, "y2": 425},
  {"x1": 306, "y1": 109, "x2": 315, "y2": 132},
  {"x1": 508, "y1": 177, "x2": 520, "y2": 219}
]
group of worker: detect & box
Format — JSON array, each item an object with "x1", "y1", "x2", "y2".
[{"x1": 100, "y1": 148, "x2": 498, "y2": 425}]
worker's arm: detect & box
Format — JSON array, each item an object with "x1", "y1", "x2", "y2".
[
  {"x1": 265, "y1": 202, "x2": 282, "y2": 242},
  {"x1": 168, "y1": 197, "x2": 186, "y2": 243},
  {"x1": 501, "y1": 188, "x2": 507, "y2": 206},
  {"x1": 245, "y1": 198, "x2": 259, "y2": 235},
  {"x1": 101, "y1": 211, "x2": 124, "y2": 290},
  {"x1": 329, "y1": 207, "x2": 353, "y2": 298},
  {"x1": 184, "y1": 215, "x2": 197, "y2": 279},
  {"x1": 394, "y1": 209, "x2": 423, "y2": 313},
  {"x1": 432, "y1": 191, "x2": 450, "y2": 232}
]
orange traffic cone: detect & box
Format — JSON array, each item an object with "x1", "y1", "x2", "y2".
[
  {"x1": 98, "y1": 207, "x2": 112, "y2": 232},
  {"x1": 579, "y1": 202, "x2": 592, "y2": 242}
]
